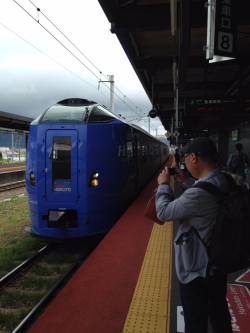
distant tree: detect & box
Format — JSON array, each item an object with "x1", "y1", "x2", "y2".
[{"x1": 0, "y1": 152, "x2": 2, "y2": 160}]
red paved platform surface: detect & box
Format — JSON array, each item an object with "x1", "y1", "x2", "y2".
[{"x1": 28, "y1": 155, "x2": 173, "y2": 333}]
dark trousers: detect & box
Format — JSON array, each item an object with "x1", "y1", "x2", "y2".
[{"x1": 179, "y1": 270, "x2": 232, "y2": 333}]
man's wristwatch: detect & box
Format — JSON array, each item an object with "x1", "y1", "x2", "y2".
[{"x1": 159, "y1": 183, "x2": 169, "y2": 185}]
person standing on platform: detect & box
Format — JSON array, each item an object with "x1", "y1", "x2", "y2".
[
  {"x1": 226, "y1": 143, "x2": 250, "y2": 187},
  {"x1": 155, "y1": 137, "x2": 232, "y2": 333},
  {"x1": 174, "y1": 148, "x2": 180, "y2": 166},
  {"x1": 244, "y1": 165, "x2": 250, "y2": 189}
]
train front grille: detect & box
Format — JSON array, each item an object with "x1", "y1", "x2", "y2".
[{"x1": 47, "y1": 210, "x2": 78, "y2": 228}]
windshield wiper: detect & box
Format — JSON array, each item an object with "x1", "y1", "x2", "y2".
[{"x1": 83, "y1": 107, "x2": 89, "y2": 123}]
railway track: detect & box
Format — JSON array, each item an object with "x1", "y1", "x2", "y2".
[
  {"x1": 0, "y1": 240, "x2": 102, "y2": 332},
  {"x1": 0, "y1": 180, "x2": 26, "y2": 192}
]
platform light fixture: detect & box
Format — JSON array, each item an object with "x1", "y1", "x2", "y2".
[
  {"x1": 173, "y1": 63, "x2": 177, "y2": 91},
  {"x1": 170, "y1": 0, "x2": 177, "y2": 36},
  {"x1": 203, "y1": 1, "x2": 216, "y2": 60}
]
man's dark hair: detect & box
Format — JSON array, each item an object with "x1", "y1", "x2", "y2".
[
  {"x1": 235, "y1": 143, "x2": 243, "y2": 151},
  {"x1": 198, "y1": 155, "x2": 218, "y2": 165}
]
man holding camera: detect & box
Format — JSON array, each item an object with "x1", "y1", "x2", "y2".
[{"x1": 156, "y1": 137, "x2": 232, "y2": 333}]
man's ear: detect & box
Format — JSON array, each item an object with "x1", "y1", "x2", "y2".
[{"x1": 191, "y1": 153, "x2": 198, "y2": 164}]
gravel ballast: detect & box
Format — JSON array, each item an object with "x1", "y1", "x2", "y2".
[{"x1": 0, "y1": 186, "x2": 27, "y2": 202}]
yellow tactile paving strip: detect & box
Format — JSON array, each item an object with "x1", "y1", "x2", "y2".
[{"x1": 123, "y1": 157, "x2": 175, "y2": 333}]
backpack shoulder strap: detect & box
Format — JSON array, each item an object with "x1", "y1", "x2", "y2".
[
  {"x1": 192, "y1": 181, "x2": 221, "y2": 197},
  {"x1": 222, "y1": 172, "x2": 237, "y2": 188}
]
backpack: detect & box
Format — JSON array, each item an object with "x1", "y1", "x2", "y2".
[
  {"x1": 229, "y1": 153, "x2": 242, "y2": 173},
  {"x1": 193, "y1": 172, "x2": 250, "y2": 276}
]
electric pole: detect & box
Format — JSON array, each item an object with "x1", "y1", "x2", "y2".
[
  {"x1": 99, "y1": 75, "x2": 114, "y2": 113},
  {"x1": 110, "y1": 75, "x2": 114, "y2": 113},
  {"x1": 11, "y1": 134, "x2": 14, "y2": 163}
]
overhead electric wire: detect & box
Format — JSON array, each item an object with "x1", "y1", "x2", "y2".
[
  {"x1": 28, "y1": 0, "x2": 143, "y2": 113},
  {"x1": 28, "y1": 0, "x2": 109, "y2": 80},
  {"x1": 11, "y1": 1, "x2": 158, "y2": 132},
  {"x1": 14, "y1": 0, "x2": 142, "y2": 118},
  {"x1": 13, "y1": 0, "x2": 101, "y2": 80},
  {"x1": 21, "y1": 0, "x2": 145, "y2": 116},
  {"x1": 1, "y1": 21, "x2": 157, "y2": 132},
  {"x1": 1, "y1": 19, "x2": 158, "y2": 132},
  {"x1": 0, "y1": 22, "x2": 112, "y2": 105}
]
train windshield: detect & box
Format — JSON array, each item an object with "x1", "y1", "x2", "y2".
[
  {"x1": 52, "y1": 137, "x2": 71, "y2": 191},
  {"x1": 41, "y1": 105, "x2": 88, "y2": 123}
]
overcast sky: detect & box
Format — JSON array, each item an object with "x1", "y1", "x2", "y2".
[{"x1": 0, "y1": 0, "x2": 167, "y2": 137}]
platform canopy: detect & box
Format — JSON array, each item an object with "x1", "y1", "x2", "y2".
[
  {"x1": 0, "y1": 110, "x2": 33, "y2": 134},
  {"x1": 98, "y1": 0, "x2": 250, "y2": 134}
]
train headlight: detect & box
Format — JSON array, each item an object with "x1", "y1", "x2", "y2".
[
  {"x1": 92, "y1": 179, "x2": 98, "y2": 187},
  {"x1": 30, "y1": 172, "x2": 36, "y2": 187},
  {"x1": 88, "y1": 172, "x2": 99, "y2": 187}
]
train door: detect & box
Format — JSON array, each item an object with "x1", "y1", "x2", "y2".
[
  {"x1": 45, "y1": 130, "x2": 78, "y2": 203},
  {"x1": 126, "y1": 140, "x2": 136, "y2": 195},
  {"x1": 134, "y1": 137, "x2": 139, "y2": 192}
]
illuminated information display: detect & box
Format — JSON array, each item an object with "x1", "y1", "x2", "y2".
[{"x1": 185, "y1": 97, "x2": 250, "y2": 116}]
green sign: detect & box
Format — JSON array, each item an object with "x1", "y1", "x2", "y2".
[{"x1": 232, "y1": 130, "x2": 238, "y2": 141}]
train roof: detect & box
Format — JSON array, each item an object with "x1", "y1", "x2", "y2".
[
  {"x1": 128, "y1": 123, "x2": 169, "y2": 146},
  {"x1": 36, "y1": 98, "x2": 169, "y2": 147},
  {"x1": 58, "y1": 98, "x2": 98, "y2": 106}
]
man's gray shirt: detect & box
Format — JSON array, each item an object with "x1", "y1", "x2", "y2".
[{"x1": 155, "y1": 168, "x2": 229, "y2": 284}]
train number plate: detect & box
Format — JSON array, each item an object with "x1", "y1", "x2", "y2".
[{"x1": 53, "y1": 179, "x2": 71, "y2": 192}]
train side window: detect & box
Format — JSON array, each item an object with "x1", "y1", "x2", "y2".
[
  {"x1": 142, "y1": 146, "x2": 149, "y2": 164},
  {"x1": 149, "y1": 147, "x2": 155, "y2": 160},
  {"x1": 127, "y1": 141, "x2": 134, "y2": 173},
  {"x1": 88, "y1": 106, "x2": 120, "y2": 123},
  {"x1": 163, "y1": 148, "x2": 167, "y2": 155}
]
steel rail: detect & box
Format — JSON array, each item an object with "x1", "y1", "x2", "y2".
[
  {"x1": 11, "y1": 243, "x2": 97, "y2": 333},
  {"x1": 0, "y1": 243, "x2": 54, "y2": 289},
  {"x1": 0, "y1": 180, "x2": 26, "y2": 192}
]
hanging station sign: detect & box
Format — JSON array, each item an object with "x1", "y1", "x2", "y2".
[
  {"x1": 213, "y1": 0, "x2": 237, "y2": 60},
  {"x1": 149, "y1": 110, "x2": 157, "y2": 118},
  {"x1": 184, "y1": 97, "x2": 238, "y2": 115},
  {"x1": 179, "y1": 131, "x2": 209, "y2": 141},
  {"x1": 178, "y1": 109, "x2": 184, "y2": 128},
  {"x1": 206, "y1": 0, "x2": 237, "y2": 63},
  {"x1": 184, "y1": 97, "x2": 250, "y2": 116}
]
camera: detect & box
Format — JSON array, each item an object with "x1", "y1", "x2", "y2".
[{"x1": 169, "y1": 168, "x2": 178, "y2": 176}]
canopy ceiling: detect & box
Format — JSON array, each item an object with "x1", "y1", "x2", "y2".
[{"x1": 98, "y1": 0, "x2": 250, "y2": 136}]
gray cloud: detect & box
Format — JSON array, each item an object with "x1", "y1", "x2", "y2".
[{"x1": 0, "y1": 0, "x2": 168, "y2": 136}]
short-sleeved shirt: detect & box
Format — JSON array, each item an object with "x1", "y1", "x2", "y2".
[{"x1": 226, "y1": 152, "x2": 250, "y2": 176}]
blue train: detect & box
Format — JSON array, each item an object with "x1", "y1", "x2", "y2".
[{"x1": 25, "y1": 98, "x2": 169, "y2": 241}]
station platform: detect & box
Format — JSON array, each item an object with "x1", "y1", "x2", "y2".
[
  {"x1": 0, "y1": 163, "x2": 26, "y2": 173},
  {"x1": 0, "y1": 165, "x2": 26, "y2": 185},
  {"x1": 27, "y1": 156, "x2": 250, "y2": 333}
]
